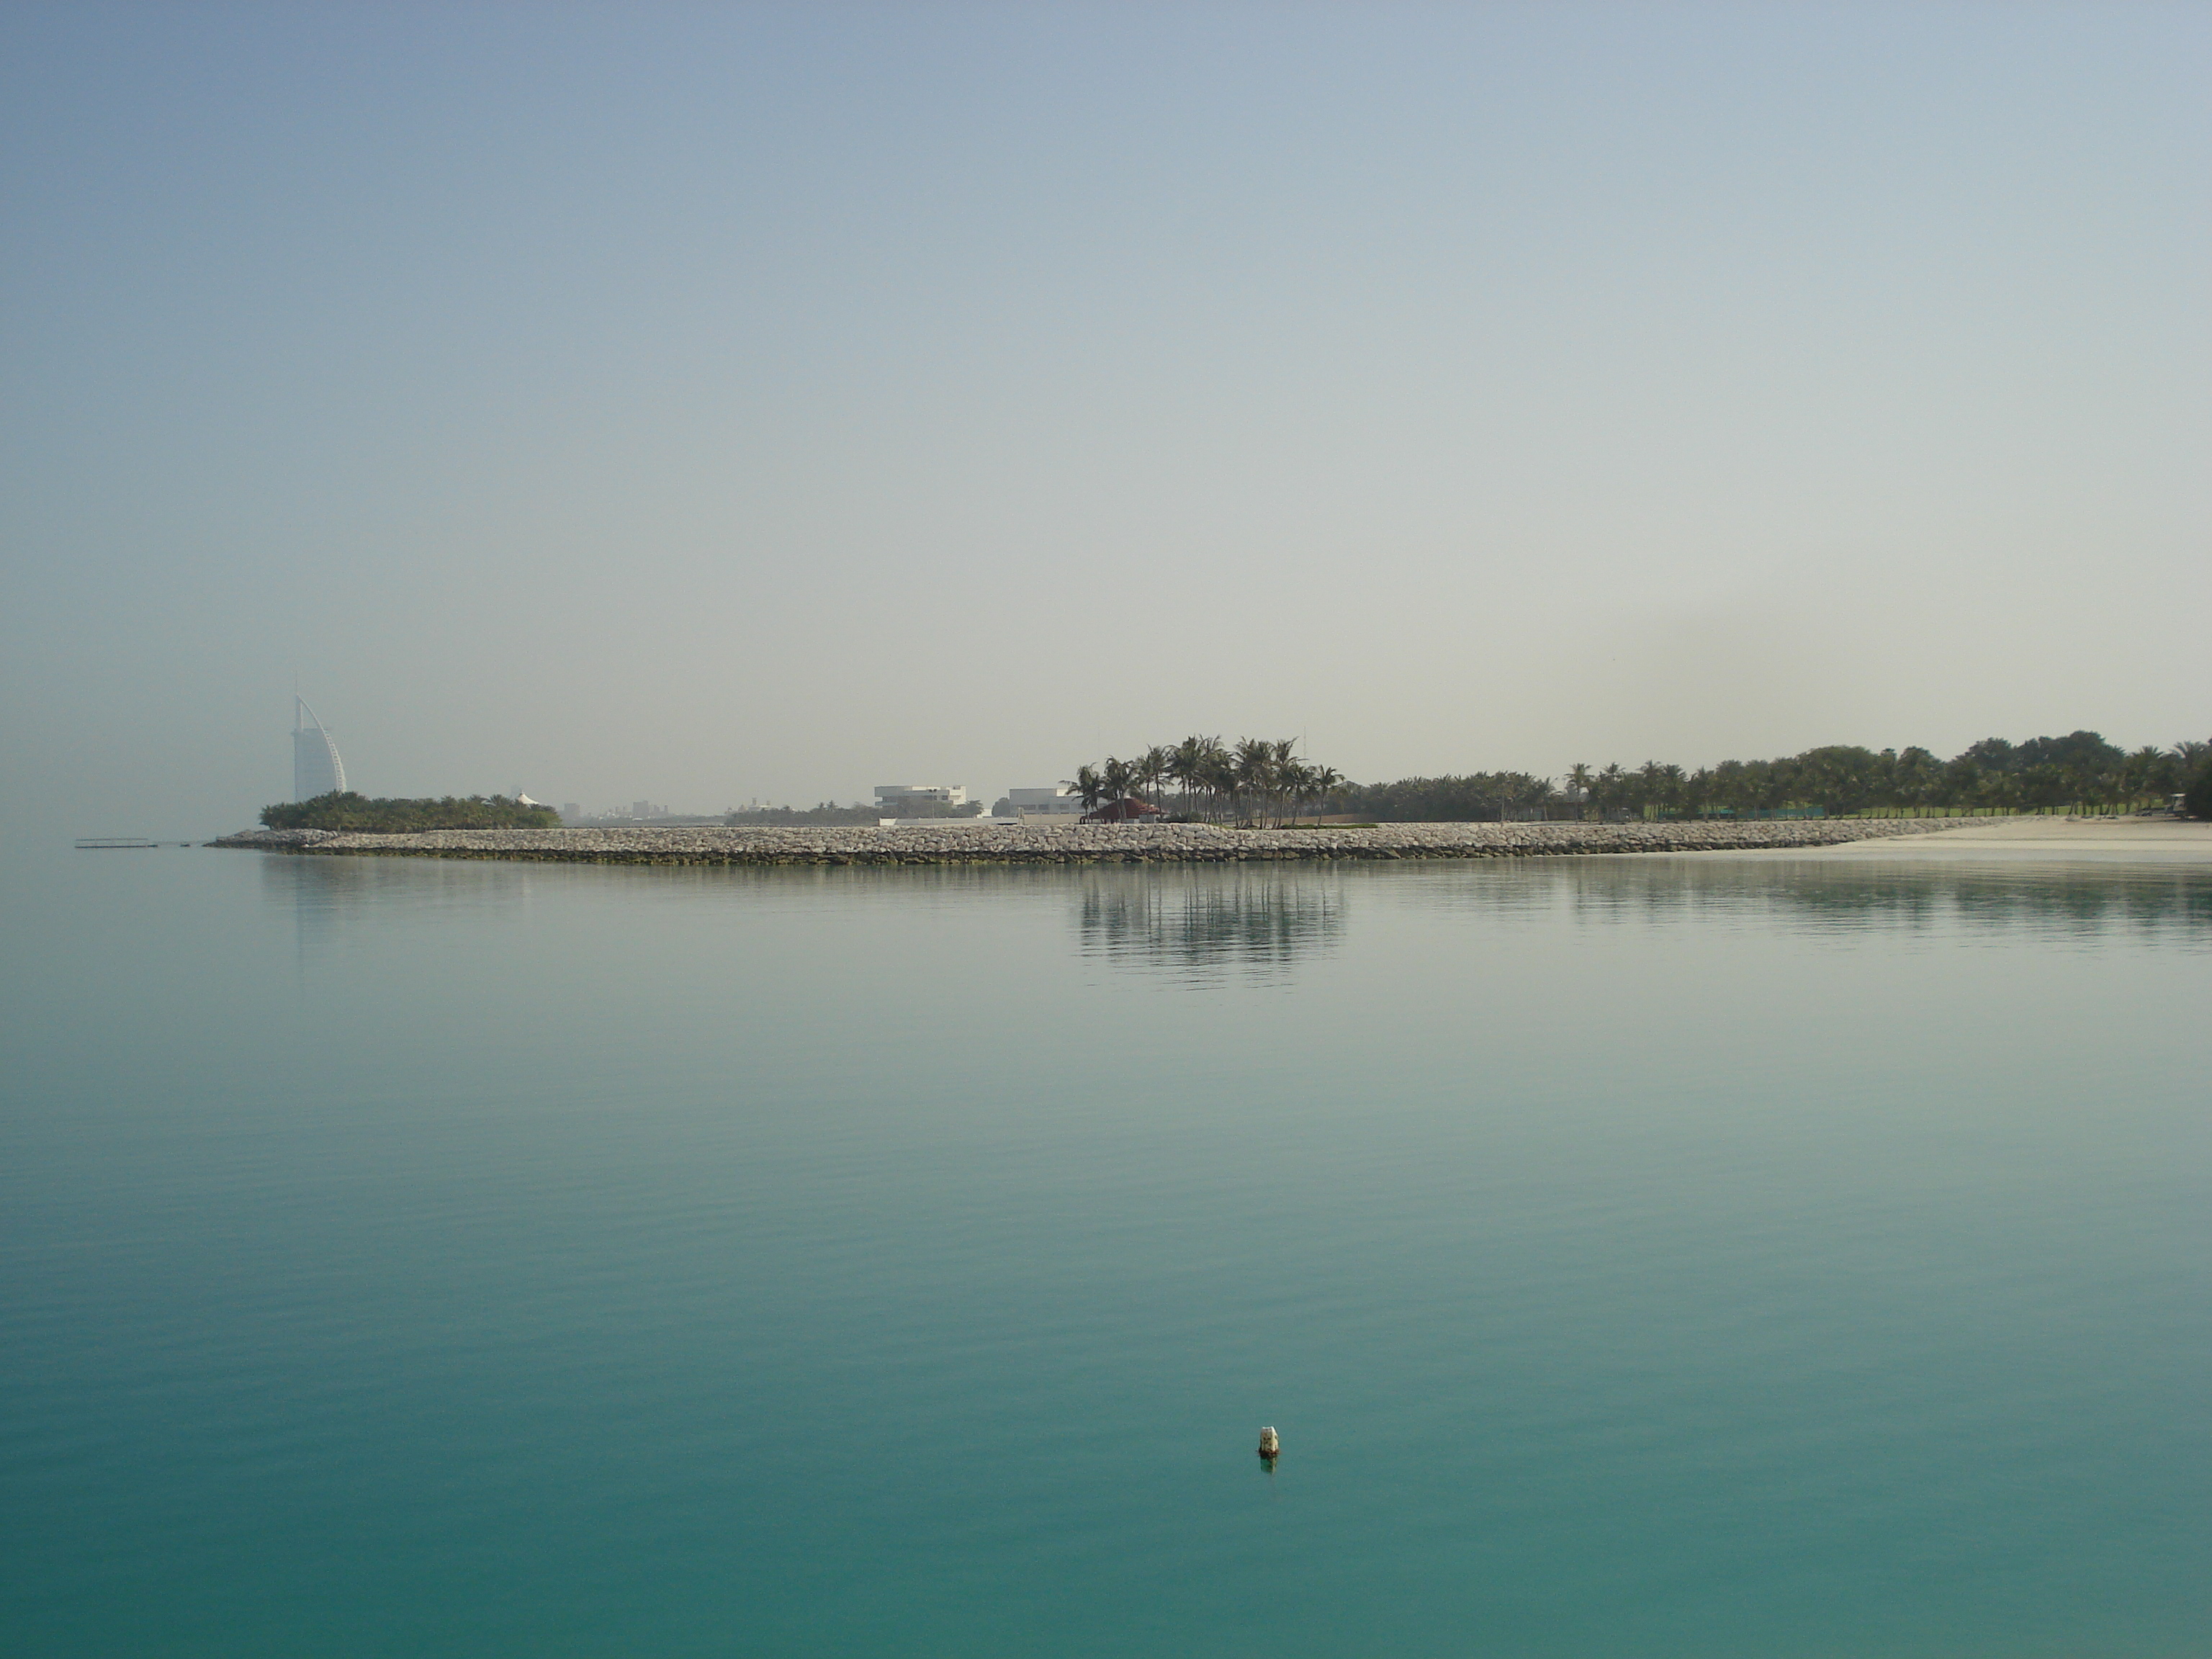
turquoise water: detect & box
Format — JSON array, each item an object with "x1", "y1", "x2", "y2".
[{"x1": 2, "y1": 846, "x2": 2206, "y2": 1657}]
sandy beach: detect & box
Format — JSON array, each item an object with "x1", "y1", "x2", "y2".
[{"x1": 1795, "y1": 816, "x2": 2212, "y2": 860}]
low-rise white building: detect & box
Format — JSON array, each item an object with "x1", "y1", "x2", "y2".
[
  {"x1": 1004, "y1": 786, "x2": 1084, "y2": 819},
  {"x1": 874, "y1": 784, "x2": 968, "y2": 811}
]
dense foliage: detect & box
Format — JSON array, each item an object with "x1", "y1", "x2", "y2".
[
  {"x1": 1064, "y1": 737, "x2": 1346, "y2": 827},
  {"x1": 1074, "y1": 731, "x2": 2211, "y2": 823},
  {"x1": 1338, "y1": 773, "x2": 1562, "y2": 822},
  {"x1": 261, "y1": 792, "x2": 562, "y2": 831},
  {"x1": 1554, "y1": 733, "x2": 2204, "y2": 819},
  {"x1": 2184, "y1": 761, "x2": 2212, "y2": 821}
]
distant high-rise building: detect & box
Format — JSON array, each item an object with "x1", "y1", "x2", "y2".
[
  {"x1": 292, "y1": 696, "x2": 347, "y2": 801},
  {"x1": 561, "y1": 804, "x2": 580, "y2": 824}
]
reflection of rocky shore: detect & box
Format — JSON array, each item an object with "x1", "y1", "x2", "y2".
[
  {"x1": 210, "y1": 817, "x2": 2004, "y2": 865},
  {"x1": 1076, "y1": 868, "x2": 1346, "y2": 974}
]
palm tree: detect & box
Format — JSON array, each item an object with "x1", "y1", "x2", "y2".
[
  {"x1": 1166, "y1": 736, "x2": 1212, "y2": 817},
  {"x1": 1566, "y1": 763, "x2": 1596, "y2": 819},
  {"x1": 1199, "y1": 745, "x2": 1236, "y2": 823},
  {"x1": 1101, "y1": 755, "x2": 1136, "y2": 805},
  {"x1": 1305, "y1": 765, "x2": 1345, "y2": 824},
  {"x1": 1069, "y1": 732, "x2": 1359, "y2": 824},
  {"x1": 2121, "y1": 745, "x2": 2176, "y2": 807},
  {"x1": 1272, "y1": 739, "x2": 1302, "y2": 827},
  {"x1": 1136, "y1": 745, "x2": 1172, "y2": 809},
  {"x1": 1233, "y1": 738, "x2": 1276, "y2": 826}
]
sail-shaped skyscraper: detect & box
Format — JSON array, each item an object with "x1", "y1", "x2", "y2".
[{"x1": 292, "y1": 696, "x2": 347, "y2": 801}]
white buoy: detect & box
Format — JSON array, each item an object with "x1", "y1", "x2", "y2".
[{"x1": 1257, "y1": 1426, "x2": 1280, "y2": 1460}]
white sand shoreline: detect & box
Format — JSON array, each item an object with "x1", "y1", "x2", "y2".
[{"x1": 1776, "y1": 816, "x2": 2212, "y2": 861}]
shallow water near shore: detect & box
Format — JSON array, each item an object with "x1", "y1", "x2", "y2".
[{"x1": 3, "y1": 846, "x2": 2207, "y2": 1657}]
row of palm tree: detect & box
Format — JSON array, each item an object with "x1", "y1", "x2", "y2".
[
  {"x1": 1556, "y1": 734, "x2": 2211, "y2": 819},
  {"x1": 1063, "y1": 730, "x2": 2210, "y2": 827},
  {"x1": 1067, "y1": 737, "x2": 1346, "y2": 827}
]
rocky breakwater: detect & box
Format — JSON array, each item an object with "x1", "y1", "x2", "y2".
[{"x1": 211, "y1": 817, "x2": 2005, "y2": 865}]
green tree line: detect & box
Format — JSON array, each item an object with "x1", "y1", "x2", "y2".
[
  {"x1": 261, "y1": 792, "x2": 563, "y2": 832},
  {"x1": 1555, "y1": 732, "x2": 2208, "y2": 819},
  {"x1": 1065, "y1": 737, "x2": 1346, "y2": 827},
  {"x1": 1336, "y1": 771, "x2": 1564, "y2": 822},
  {"x1": 1073, "y1": 731, "x2": 2212, "y2": 823}
]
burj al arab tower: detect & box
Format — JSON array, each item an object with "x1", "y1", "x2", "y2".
[{"x1": 292, "y1": 695, "x2": 348, "y2": 801}]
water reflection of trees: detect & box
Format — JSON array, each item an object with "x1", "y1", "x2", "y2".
[
  {"x1": 1403, "y1": 856, "x2": 2212, "y2": 943},
  {"x1": 1759, "y1": 866, "x2": 2211, "y2": 939},
  {"x1": 1075, "y1": 868, "x2": 1347, "y2": 976}
]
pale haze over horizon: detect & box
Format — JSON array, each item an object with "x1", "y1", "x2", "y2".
[{"x1": 3, "y1": 2, "x2": 2205, "y2": 833}]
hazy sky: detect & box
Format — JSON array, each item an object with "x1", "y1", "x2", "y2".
[{"x1": 4, "y1": 2, "x2": 2205, "y2": 830}]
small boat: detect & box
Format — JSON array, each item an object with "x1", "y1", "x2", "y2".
[{"x1": 1257, "y1": 1426, "x2": 1280, "y2": 1460}]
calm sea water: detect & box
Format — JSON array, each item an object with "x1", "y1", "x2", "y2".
[{"x1": 2, "y1": 844, "x2": 2206, "y2": 1657}]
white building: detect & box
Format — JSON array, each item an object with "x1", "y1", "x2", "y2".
[
  {"x1": 292, "y1": 696, "x2": 346, "y2": 801},
  {"x1": 1004, "y1": 786, "x2": 1084, "y2": 818},
  {"x1": 874, "y1": 784, "x2": 968, "y2": 810}
]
